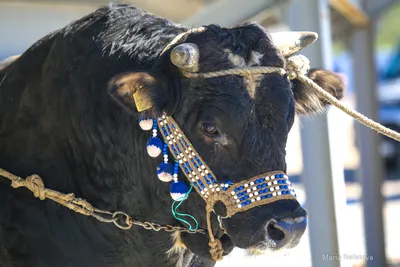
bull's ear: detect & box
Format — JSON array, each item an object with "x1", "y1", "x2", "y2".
[
  {"x1": 291, "y1": 68, "x2": 345, "y2": 115},
  {"x1": 108, "y1": 72, "x2": 169, "y2": 113}
]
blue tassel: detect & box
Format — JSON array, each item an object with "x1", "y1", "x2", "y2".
[
  {"x1": 146, "y1": 137, "x2": 162, "y2": 157},
  {"x1": 157, "y1": 162, "x2": 174, "y2": 182},
  {"x1": 170, "y1": 181, "x2": 189, "y2": 200}
]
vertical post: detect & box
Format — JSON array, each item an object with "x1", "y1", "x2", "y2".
[
  {"x1": 285, "y1": 0, "x2": 346, "y2": 266},
  {"x1": 350, "y1": 21, "x2": 387, "y2": 267}
]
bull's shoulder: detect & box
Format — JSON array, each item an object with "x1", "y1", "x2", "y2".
[{"x1": 0, "y1": 55, "x2": 19, "y2": 71}]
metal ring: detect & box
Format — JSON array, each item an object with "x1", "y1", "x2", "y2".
[{"x1": 112, "y1": 211, "x2": 133, "y2": 230}]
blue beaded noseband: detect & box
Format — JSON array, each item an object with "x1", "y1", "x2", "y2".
[{"x1": 138, "y1": 113, "x2": 297, "y2": 260}]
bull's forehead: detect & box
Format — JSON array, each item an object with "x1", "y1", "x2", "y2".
[{"x1": 187, "y1": 24, "x2": 285, "y2": 98}]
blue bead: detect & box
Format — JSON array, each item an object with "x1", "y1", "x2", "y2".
[
  {"x1": 259, "y1": 190, "x2": 264, "y2": 194},
  {"x1": 284, "y1": 185, "x2": 288, "y2": 189},
  {"x1": 267, "y1": 194, "x2": 272, "y2": 198},
  {"x1": 278, "y1": 180, "x2": 282, "y2": 184},
  {"x1": 265, "y1": 188, "x2": 269, "y2": 192},
  {"x1": 282, "y1": 191, "x2": 286, "y2": 195},
  {"x1": 208, "y1": 174, "x2": 213, "y2": 179},
  {"x1": 282, "y1": 180, "x2": 286, "y2": 184},
  {"x1": 239, "y1": 186, "x2": 244, "y2": 190},
  {"x1": 255, "y1": 179, "x2": 260, "y2": 184},
  {"x1": 244, "y1": 196, "x2": 248, "y2": 200},
  {"x1": 257, "y1": 185, "x2": 262, "y2": 189},
  {"x1": 280, "y1": 185, "x2": 284, "y2": 189},
  {"x1": 279, "y1": 174, "x2": 284, "y2": 178},
  {"x1": 228, "y1": 180, "x2": 233, "y2": 185},
  {"x1": 242, "y1": 202, "x2": 247, "y2": 206},
  {"x1": 234, "y1": 188, "x2": 239, "y2": 192},
  {"x1": 260, "y1": 178, "x2": 264, "y2": 182},
  {"x1": 262, "y1": 183, "x2": 266, "y2": 187},
  {"x1": 261, "y1": 196, "x2": 266, "y2": 199},
  {"x1": 246, "y1": 200, "x2": 251, "y2": 204}
]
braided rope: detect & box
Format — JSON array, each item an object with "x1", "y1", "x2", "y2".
[
  {"x1": 180, "y1": 55, "x2": 400, "y2": 143},
  {"x1": 0, "y1": 168, "x2": 205, "y2": 234}
]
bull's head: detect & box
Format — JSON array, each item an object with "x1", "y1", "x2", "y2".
[{"x1": 109, "y1": 23, "x2": 344, "y2": 260}]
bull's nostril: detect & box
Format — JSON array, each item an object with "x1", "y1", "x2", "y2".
[{"x1": 266, "y1": 220, "x2": 285, "y2": 241}]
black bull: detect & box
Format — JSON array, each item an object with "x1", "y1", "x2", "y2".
[{"x1": 0, "y1": 4, "x2": 344, "y2": 267}]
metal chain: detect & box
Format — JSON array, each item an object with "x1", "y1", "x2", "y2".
[{"x1": 0, "y1": 168, "x2": 205, "y2": 235}]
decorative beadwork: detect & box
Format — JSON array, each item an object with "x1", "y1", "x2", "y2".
[
  {"x1": 139, "y1": 117, "x2": 153, "y2": 131},
  {"x1": 157, "y1": 114, "x2": 297, "y2": 217},
  {"x1": 146, "y1": 119, "x2": 162, "y2": 157}
]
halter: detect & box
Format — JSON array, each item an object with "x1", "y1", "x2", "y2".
[{"x1": 2, "y1": 26, "x2": 400, "y2": 264}]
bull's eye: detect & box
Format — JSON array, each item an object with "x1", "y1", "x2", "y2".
[{"x1": 202, "y1": 123, "x2": 218, "y2": 136}]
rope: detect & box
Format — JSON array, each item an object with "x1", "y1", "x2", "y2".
[
  {"x1": 171, "y1": 184, "x2": 199, "y2": 232},
  {"x1": 180, "y1": 55, "x2": 400, "y2": 143},
  {"x1": 0, "y1": 168, "x2": 205, "y2": 234}
]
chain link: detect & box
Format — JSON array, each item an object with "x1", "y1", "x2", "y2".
[{"x1": 0, "y1": 169, "x2": 205, "y2": 235}]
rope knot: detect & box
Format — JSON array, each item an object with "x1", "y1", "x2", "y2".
[
  {"x1": 285, "y1": 54, "x2": 310, "y2": 80},
  {"x1": 26, "y1": 174, "x2": 46, "y2": 200},
  {"x1": 209, "y1": 239, "x2": 224, "y2": 261}
]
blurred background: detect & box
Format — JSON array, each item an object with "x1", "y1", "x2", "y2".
[{"x1": 0, "y1": 0, "x2": 399, "y2": 267}]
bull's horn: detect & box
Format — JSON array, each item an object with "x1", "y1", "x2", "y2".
[
  {"x1": 170, "y1": 43, "x2": 200, "y2": 72},
  {"x1": 270, "y1": 31, "x2": 318, "y2": 57}
]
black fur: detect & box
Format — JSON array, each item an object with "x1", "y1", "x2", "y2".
[{"x1": 0, "y1": 4, "x2": 344, "y2": 267}]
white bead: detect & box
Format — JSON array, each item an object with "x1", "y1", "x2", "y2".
[
  {"x1": 173, "y1": 174, "x2": 178, "y2": 178},
  {"x1": 278, "y1": 192, "x2": 282, "y2": 195},
  {"x1": 234, "y1": 196, "x2": 238, "y2": 199},
  {"x1": 250, "y1": 182, "x2": 255, "y2": 186},
  {"x1": 201, "y1": 165, "x2": 206, "y2": 169},
  {"x1": 247, "y1": 189, "x2": 251, "y2": 193},
  {"x1": 272, "y1": 192, "x2": 277, "y2": 196},
  {"x1": 212, "y1": 188, "x2": 215, "y2": 192},
  {"x1": 173, "y1": 178, "x2": 178, "y2": 182},
  {"x1": 169, "y1": 141, "x2": 172, "y2": 145},
  {"x1": 270, "y1": 187, "x2": 275, "y2": 191},
  {"x1": 251, "y1": 199, "x2": 255, "y2": 202},
  {"x1": 188, "y1": 155, "x2": 192, "y2": 158},
  {"x1": 179, "y1": 160, "x2": 183, "y2": 164},
  {"x1": 225, "y1": 184, "x2": 229, "y2": 188},
  {"x1": 184, "y1": 158, "x2": 187, "y2": 161},
  {"x1": 192, "y1": 172, "x2": 195, "y2": 175},
  {"x1": 209, "y1": 184, "x2": 213, "y2": 188},
  {"x1": 201, "y1": 191, "x2": 205, "y2": 195},
  {"x1": 256, "y1": 196, "x2": 261, "y2": 201},
  {"x1": 275, "y1": 186, "x2": 279, "y2": 190},
  {"x1": 238, "y1": 204, "x2": 242, "y2": 208},
  {"x1": 159, "y1": 122, "x2": 164, "y2": 126},
  {"x1": 273, "y1": 181, "x2": 278, "y2": 185},
  {"x1": 284, "y1": 175, "x2": 288, "y2": 178},
  {"x1": 180, "y1": 153, "x2": 183, "y2": 157},
  {"x1": 236, "y1": 199, "x2": 240, "y2": 203},
  {"x1": 166, "y1": 136, "x2": 170, "y2": 140},
  {"x1": 205, "y1": 170, "x2": 209, "y2": 174},
  {"x1": 266, "y1": 176, "x2": 270, "y2": 180},
  {"x1": 198, "y1": 168, "x2": 202, "y2": 172},
  {"x1": 188, "y1": 174, "x2": 192, "y2": 178},
  {"x1": 252, "y1": 187, "x2": 257, "y2": 191},
  {"x1": 249, "y1": 193, "x2": 254, "y2": 197},
  {"x1": 152, "y1": 133, "x2": 157, "y2": 137},
  {"x1": 216, "y1": 188, "x2": 220, "y2": 192},
  {"x1": 254, "y1": 192, "x2": 259, "y2": 196},
  {"x1": 162, "y1": 115, "x2": 166, "y2": 119},
  {"x1": 185, "y1": 150, "x2": 189, "y2": 153},
  {"x1": 271, "y1": 176, "x2": 275, "y2": 179},
  {"x1": 191, "y1": 178, "x2": 195, "y2": 182},
  {"x1": 201, "y1": 172, "x2": 205, "y2": 176},
  {"x1": 244, "y1": 184, "x2": 248, "y2": 187},
  {"x1": 231, "y1": 191, "x2": 235, "y2": 195},
  {"x1": 267, "y1": 182, "x2": 272, "y2": 186},
  {"x1": 204, "y1": 188, "x2": 208, "y2": 192}
]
